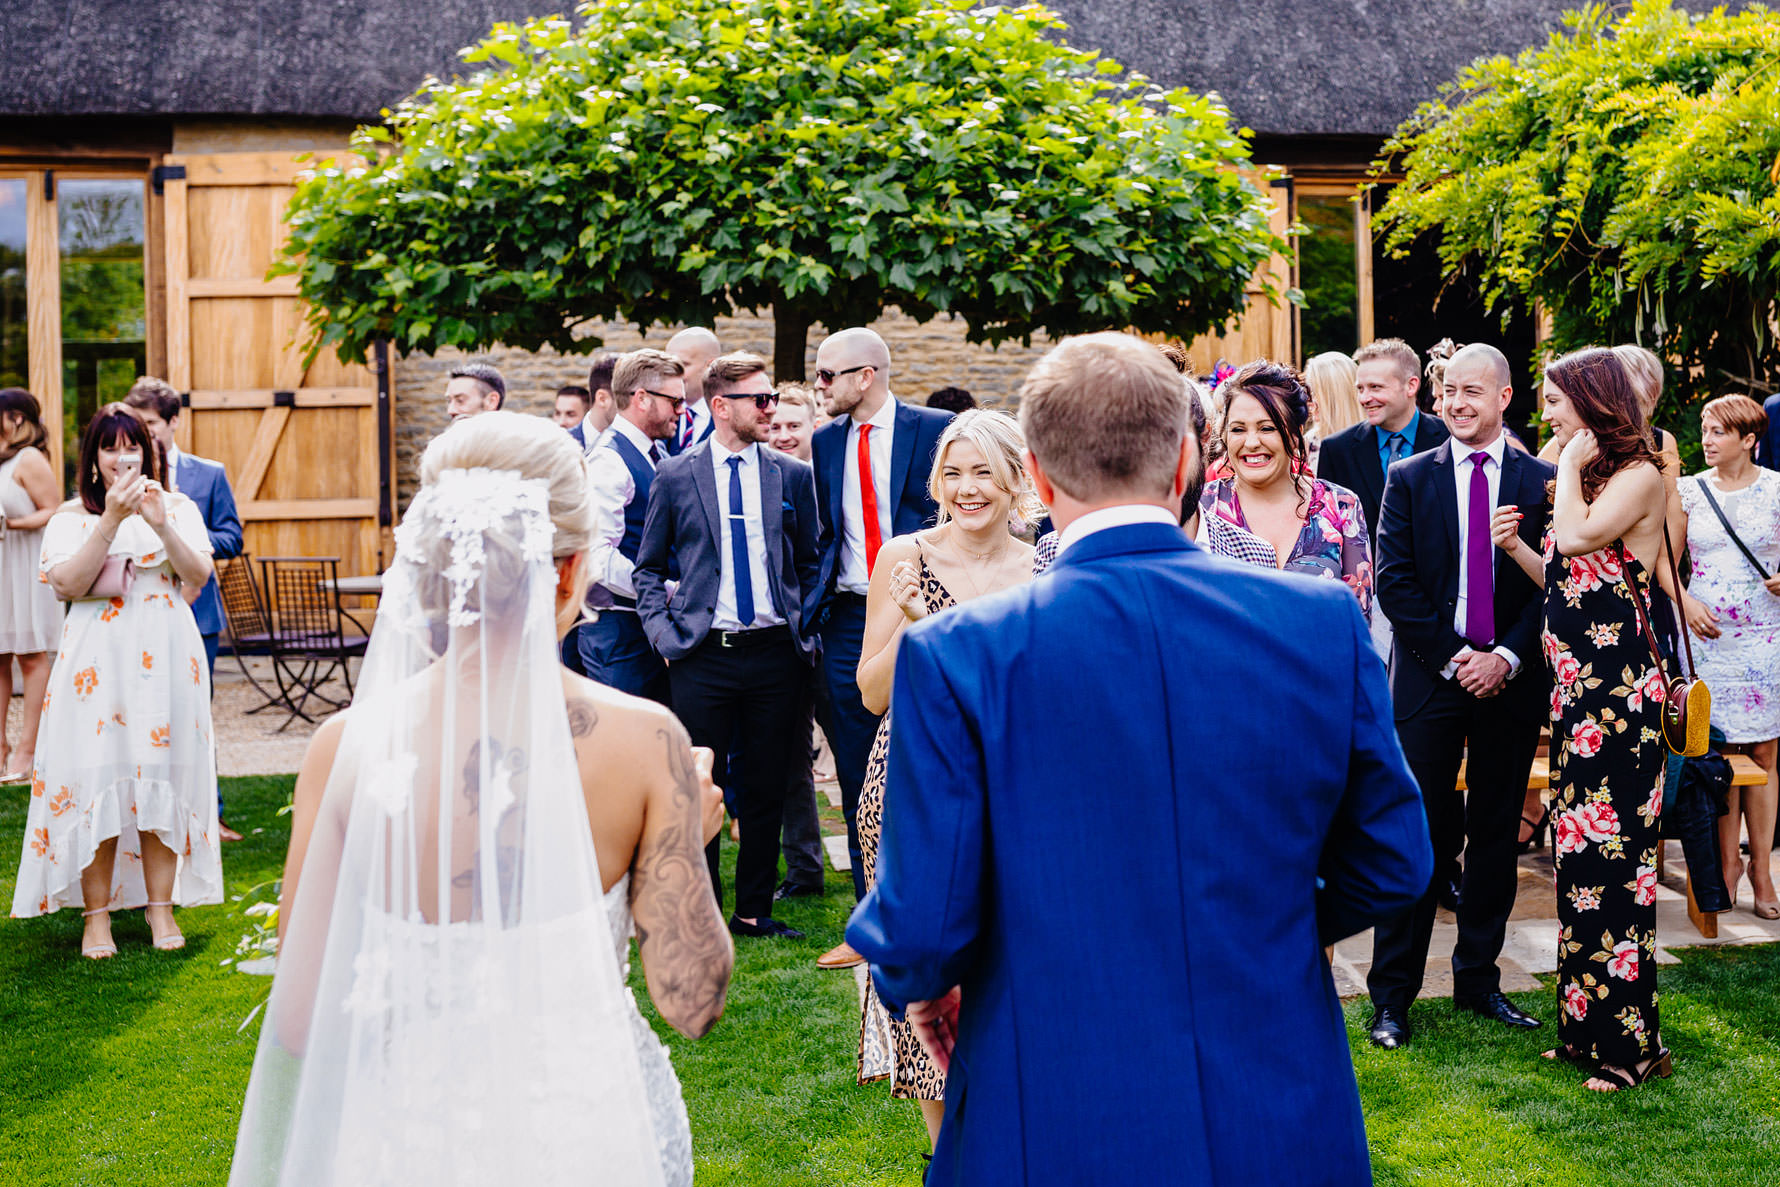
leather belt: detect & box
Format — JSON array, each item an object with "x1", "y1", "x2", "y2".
[{"x1": 715, "y1": 623, "x2": 793, "y2": 649}]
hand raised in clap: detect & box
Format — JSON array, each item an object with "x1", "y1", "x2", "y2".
[{"x1": 889, "y1": 559, "x2": 928, "y2": 622}]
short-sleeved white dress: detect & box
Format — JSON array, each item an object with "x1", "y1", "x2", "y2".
[
  {"x1": 9, "y1": 498, "x2": 222, "y2": 917},
  {"x1": 1678, "y1": 468, "x2": 1780, "y2": 743},
  {"x1": 0, "y1": 450, "x2": 63, "y2": 654}
]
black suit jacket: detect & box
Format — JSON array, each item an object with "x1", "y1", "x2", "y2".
[
  {"x1": 1317, "y1": 415, "x2": 1451, "y2": 540},
  {"x1": 633, "y1": 442, "x2": 821, "y2": 662},
  {"x1": 809, "y1": 399, "x2": 953, "y2": 617},
  {"x1": 1374, "y1": 440, "x2": 1556, "y2": 722}
]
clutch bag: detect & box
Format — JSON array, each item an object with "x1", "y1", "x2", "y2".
[{"x1": 83, "y1": 555, "x2": 135, "y2": 601}]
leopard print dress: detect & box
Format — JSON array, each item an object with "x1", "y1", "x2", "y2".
[{"x1": 857, "y1": 549, "x2": 955, "y2": 1102}]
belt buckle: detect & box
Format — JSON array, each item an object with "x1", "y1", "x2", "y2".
[{"x1": 719, "y1": 629, "x2": 738, "y2": 649}]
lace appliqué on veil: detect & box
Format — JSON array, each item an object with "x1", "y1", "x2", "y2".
[{"x1": 395, "y1": 467, "x2": 554, "y2": 627}]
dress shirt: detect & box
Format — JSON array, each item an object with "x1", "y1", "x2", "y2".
[
  {"x1": 580, "y1": 412, "x2": 611, "y2": 456},
  {"x1": 1442, "y1": 432, "x2": 1520, "y2": 678},
  {"x1": 1056, "y1": 504, "x2": 1179, "y2": 556},
  {"x1": 1376, "y1": 409, "x2": 1422, "y2": 476},
  {"x1": 164, "y1": 443, "x2": 183, "y2": 493},
  {"x1": 585, "y1": 415, "x2": 659, "y2": 603},
  {"x1": 837, "y1": 398, "x2": 897, "y2": 595},
  {"x1": 710, "y1": 440, "x2": 783, "y2": 630},
  {"x1": 684, "y1": 399, "x2": 712, "y2": 448}
]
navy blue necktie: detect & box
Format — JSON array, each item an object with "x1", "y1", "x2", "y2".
[{"x1": 726, "y1": 456, "x2": 755, "y2": 627}]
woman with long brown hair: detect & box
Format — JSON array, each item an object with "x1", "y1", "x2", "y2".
[
  {"x1": 0, "y1": 388, "x2": 64, "y2": 782},
  {"x1": 1538, "y1": 348, "x2": 1672, "y2": 1091}
]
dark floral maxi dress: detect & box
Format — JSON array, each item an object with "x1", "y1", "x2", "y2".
[{"x1": 1541, "y1": 535, "x2": 1666, "y2": 1068}]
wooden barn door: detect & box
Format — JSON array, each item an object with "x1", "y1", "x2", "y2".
[
  {"x1": 1185, "y1": 167, "x2": 1295, "y2": 371},
  {"x1": 160, "y1": 151, "x2": 390, "y2": 578}
]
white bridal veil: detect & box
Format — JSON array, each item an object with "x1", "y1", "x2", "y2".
[{"x1": 231, "y1": 467, "x2": 666, "y2": 1186}]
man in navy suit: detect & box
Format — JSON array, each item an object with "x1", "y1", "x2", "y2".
[
  {"x1": 125, "y1": 378, "x2": 244, "y2": 836},
  {"x1": 635, "y1": 352, "x2": 821, "y2": 940},
  {"x1": 578, "y1": 349, "x2": 683, "y2": 701},
  {"x1": 847, "y1": 333, "x2": 1430, "y2": 1186},
  {"x1": 664, "y1": 327, "x2": 721, "y2": 456},
  {"x1": 807, "y1": 328, "x2": 951, "y2": 968},
  {"x1": 1366, "y1": 344, "x2": 1556, "y2": 1050}
]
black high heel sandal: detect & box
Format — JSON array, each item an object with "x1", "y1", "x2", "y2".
[{"x1": 1519, "y1": 805, "x2": 1551, "y2": 853}]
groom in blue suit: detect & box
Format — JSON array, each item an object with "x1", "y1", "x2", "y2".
[{"x1": 847, "y1": 334, "x2": 1432, "y2": 1186}]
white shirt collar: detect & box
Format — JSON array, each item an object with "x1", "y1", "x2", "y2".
[
  {"x1": 1451, "y1": 432, "x2": 1507, "y2": 468},
  {"x1": 1057, "y1": 504, "x2": 1179, "y2": 556},
  {"x1": 611, "y1": 413, "x2": 658, "y2": 458},
  {"x1": 853, "y1": 396, "x2": 896, "y2": 434},
  {"x1": 710, "y1": 438, "x2": 758, "y2": 466}
]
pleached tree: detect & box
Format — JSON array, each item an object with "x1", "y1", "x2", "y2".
[{"x1": 278, "y1": 0, "x2": 1284, "y2": 378}]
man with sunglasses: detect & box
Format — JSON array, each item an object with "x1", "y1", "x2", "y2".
[
  {"x1": 577, "y1": 348, "x2": 685, "y2": 702},
  {"x1": 636, "y1": 352, "x2": 822, "y2": 940},
  {"x1": 806, "y1": 327, "x2": 953, "y2": 969}
]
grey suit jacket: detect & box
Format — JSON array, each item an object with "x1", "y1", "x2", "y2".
[{"x1": 633, "y1": 442, "x2": 822, "y2": 663}]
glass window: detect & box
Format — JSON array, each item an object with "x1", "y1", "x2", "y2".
[
  {"x1": 1297, "y1": 193, "x2": 1359, "y2": 360},
  {"x1": 59, "y1": 178, "x2": 146, "y2": 485},
  {"x1": 0, "y1": 180, "x2": 25, "y2": 392}
]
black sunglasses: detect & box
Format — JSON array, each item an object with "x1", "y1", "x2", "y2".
[
  {"x1": 719, "y1": 391, "x2": 778, "y2": 410},
  {"x1": 638, "y1": 388, "x2": 686, "y2": 411},
  {"x1": 814, "y1": 364, "x2": 871, "y2": 385}
]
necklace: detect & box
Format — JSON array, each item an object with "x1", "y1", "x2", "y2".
[{"x1": 935, "y1": 528, "x2": 1014, "y2": 602}]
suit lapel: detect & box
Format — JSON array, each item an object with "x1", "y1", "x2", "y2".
[
  {"x1": 1431, "y1": 440, "x2": 1459, "y2": 566},
  {"x1": 1357, "y1": 430, "x2": 1385, "y2": 512},
  {"x1": 818, "y1": 420, "x2": 846, "y2": 522},
  {"x1": 889, "y1": 401, "x2": 918, "y2": 518},
  {"x1": 759, "y1": 454, "x2": 786, "y2": 614},
  {"x1": 690, "y1": 446, "x2": 721, "y2": 544}
]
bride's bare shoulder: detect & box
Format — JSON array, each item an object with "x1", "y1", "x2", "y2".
[{"x1": 561, "y1": 672, "x2": 687, "y2": 764}]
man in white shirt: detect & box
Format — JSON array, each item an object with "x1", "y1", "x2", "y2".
[
  {"x1": 572, "y1": 349, "x2": 683, "y2": 701},
  {"x1": 665, "y1": 327, "x2": 722, "y2": 456},
  {"x1": 634, "y1": 352, "x2": 822, "y2": 940},
  {"x1": 577, "y1": 351, "x2": 620, "y2": 454},
  {"x1": 1366, "y1": 343, "x2": 1556, "y2": 1050}
]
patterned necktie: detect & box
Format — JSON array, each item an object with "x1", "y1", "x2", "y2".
[
  {"x1": 680, "y1": 408, "x2": 694, "y2": 449},
  {"x1": 1386, "y1": 431, "x2": 1409, "y2": 467},
  {"x1": 648, "y1": 442, "x2": 663, "y2": 466},
  {"x1": 857, "y1": 424, "x2": 883, "y2": 575},
  {"x1": 1466, "y1": 452, "x2": 1495, "y2": 649},
  {"x1": 726, "y1": 456, "x2": 755, "y2": 627}
]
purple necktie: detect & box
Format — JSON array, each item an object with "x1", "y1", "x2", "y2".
[{"x1": 1466, "y1": 452, "x2": 1495, "y2": 649}]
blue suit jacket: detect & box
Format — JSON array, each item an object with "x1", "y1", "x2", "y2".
[
  {"x1": 633, "y1": 443, "x2": 821, "y2": 662},
  {"x1": 809, "y1": 400, "x2": 951, "y2": 619},
  {"x1": 1762, "y1": 393, "x2": 1780, "y2": 471},
  {"x1": 175, "y1": 453, "x2": 243, "y2": 636},
  {"x1": 847, "y1": 523, "x2": 1431, "y2": 1187}
]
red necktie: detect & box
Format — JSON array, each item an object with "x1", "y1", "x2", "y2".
[{"x1": 858, "y1": 424, "x2": 882, "y2": 576}]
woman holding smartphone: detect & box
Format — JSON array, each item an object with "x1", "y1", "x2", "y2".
[{"x1": 9, "y1": 405, "x2": 220, "y2": 959}]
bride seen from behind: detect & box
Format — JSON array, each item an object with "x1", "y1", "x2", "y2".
[{"x1": 232, "y1": 412, "x2": 731, "y2": 1187}]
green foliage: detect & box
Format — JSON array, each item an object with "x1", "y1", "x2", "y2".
[
  {"x1": 279, "y1": 0, "x2": 1281, "y2": 373},
  {"x1": 1375, "y1": 0, "x2": 1780, "y2": 447}
]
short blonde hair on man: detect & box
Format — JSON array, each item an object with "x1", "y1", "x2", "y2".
[
  {"x1": 1304, "y1": 352, "x2": 1362, "y2": 437},
  {"x1": 775, "y1": 382, "x2": 823, "y2": 424},
  {"x1": 928, "y1": 409, "x2": 1046, "y2": 533},
  {"x1": 420, "y1": 411, "x2": 595, "y2": 634},
  {"x1": 1018, "y1": 332, "x2": 1188, "y2": 501},
  {"x1": 611, "y1": 349, "x2": 685, "y2": 409},
  {"x1": 1353, "y1": 337, "x2": 1421, "y2": 385},
  {"x1": 1701, "y1": 394, "x2": 1768, "y2": 443}
]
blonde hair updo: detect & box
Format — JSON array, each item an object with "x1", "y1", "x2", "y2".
[{"x1": 928, "y1": 408, "x2": 1047, "y2": 534}]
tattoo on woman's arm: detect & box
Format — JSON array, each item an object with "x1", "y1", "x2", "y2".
[{"x1": 631, "y1": 725, "x2": 731, "y2": 1037}]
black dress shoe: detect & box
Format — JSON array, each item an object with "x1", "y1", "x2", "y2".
[
  {"x1": 1454, "y1": 991, "x2": 1541, "y2": 1028},
  {"x1": 728, "y1": 915, "x2": 806, "y2": 940},
  {"x1": 1437, "y1": 879, "x2": 1461, "y2": 912},
  {"x1": 773, "y1": 880, "x2": 824, "y2": 902},
  {"x1": 1368, "y1": 1006, "x2": 1410, "y2": 1049}
]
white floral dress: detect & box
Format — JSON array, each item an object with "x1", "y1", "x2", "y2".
[
  {"x1": 9, "y1": 500, "x2": 221, "y2": 917},
  {"x1": 1678, "y1": 469, "x2": 1780, "y2": 743}
]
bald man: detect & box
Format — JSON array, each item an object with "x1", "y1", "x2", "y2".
[
  {"x1": 806, "y1": 328, "x2": 953, "y2": 966},
  {"x1": 1366, "y1": 343, "x2": 1555, "y2": 1050},
  {"x1": 666, "y1": 327, "x2": 722, "y2": 455}
]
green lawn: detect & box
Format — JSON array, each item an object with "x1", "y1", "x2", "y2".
[{"x1": 2, "y1": 776, "x2": 1776, "y2": 1185}]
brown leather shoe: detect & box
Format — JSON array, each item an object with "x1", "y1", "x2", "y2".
[
  {"x1": 816, "y1": 941, "x2": 864, "y2": 970},
  {"x1": 219, "y1": 821, "x2": 244, "y2": 843}
]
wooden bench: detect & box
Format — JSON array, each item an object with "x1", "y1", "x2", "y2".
[{"x1": 1455, "y1": 750, "x2": 1768, "y2": 938}]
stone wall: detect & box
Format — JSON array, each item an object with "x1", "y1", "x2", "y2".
[{"x1": 392, "y1": 308, "x2": 1055, "y2": 508}]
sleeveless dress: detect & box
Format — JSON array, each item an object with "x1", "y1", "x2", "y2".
[
  {"x1": 0, "y1": 450, "x2": 63, "y2": 654},
  {"x1": 331, "y1": 873, "x2": 694, "y2": 1186},
  {"x1": 1541, "y1": 532, "x2": 1665, "y2": 1068},
  {"x1": 9, "y1": 500, "x2": 221, "y2": 917},
  {"x1": 857, "y1": 551, "x2": 955, "y2": 1101},
  {"x1": 1677, "y1": 469, "x2": 1780, "y2": 743}
]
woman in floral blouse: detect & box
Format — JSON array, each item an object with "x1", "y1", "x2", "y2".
[
  {"x1": 1196, "y1": 360, "x2": 1372, "y2": 622},
  {"x1": 10, "y1": 406, "x2": 219, "y2": 959},
  {"x1": 1539, "y1": 348, "x2": 1672, "y2": 1092}
]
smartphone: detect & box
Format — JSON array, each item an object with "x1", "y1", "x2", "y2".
[{"x1": 116, "y1": 451, "x2": 143, "y2": 482}]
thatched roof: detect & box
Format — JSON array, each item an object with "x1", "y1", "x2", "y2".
[{"x1": 0, "y1": 0, "x2": 1741, "y2": 137}]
